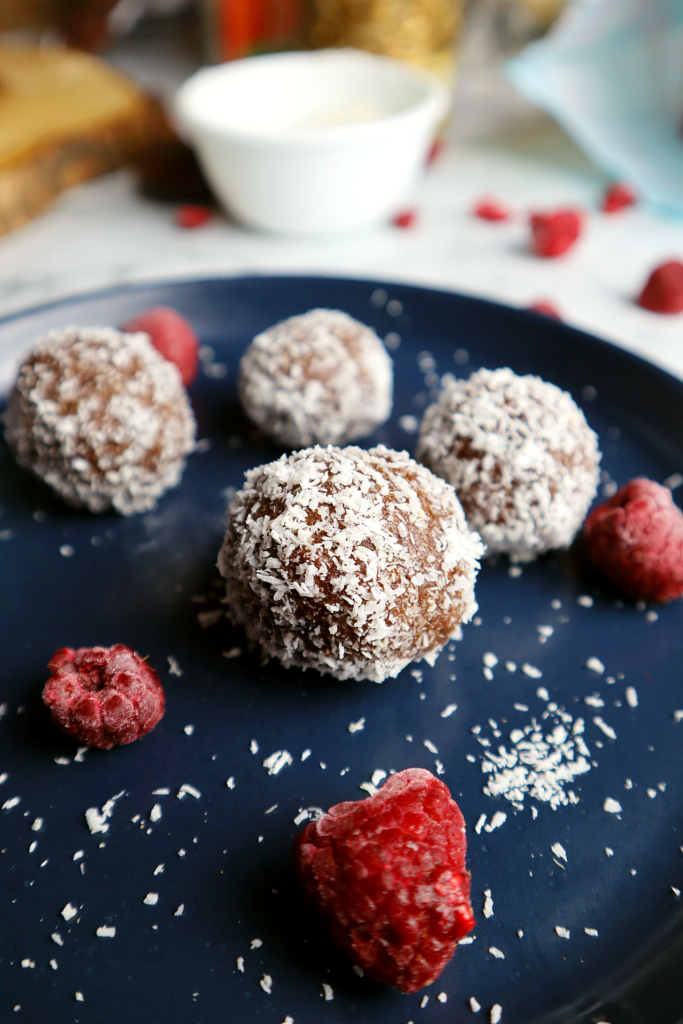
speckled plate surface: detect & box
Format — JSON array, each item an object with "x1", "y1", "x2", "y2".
[{"x1": 1, "y1": 276, "x2": 682, "y2": 1024}]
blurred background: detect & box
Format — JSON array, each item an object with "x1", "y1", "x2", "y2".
[{"x1": 0, "y1": 0, "x2": 682, "y2": 378}]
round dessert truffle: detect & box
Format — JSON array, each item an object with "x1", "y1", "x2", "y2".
[
  {"x1": 43, "y1": 645, "x2": 165, "y2": 749},
  {"x1": 5, "y1": 326, "x2": 196, "y2": 515},
  {"x1": 238, "y1": 309, "x2": 393, "y2": 448},
  {"x1": 218, "y1": 444, "x2": 484, "y2": 682},
  {"x1": 416, "y1": 367, "x2": 601, "y2": 562},
  {"x1": 584, "y1": 478, "x2": 683, "y2": 602}
]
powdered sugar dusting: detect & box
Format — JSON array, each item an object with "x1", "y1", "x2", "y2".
[
  {"x1": 416, "y1": 367, "x2": 600, "y2": 562},
  {"x1": 218, "y1": 445, "x2": 484, "y2": 682}
]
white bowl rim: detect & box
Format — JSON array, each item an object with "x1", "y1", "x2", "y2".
[{"x1": 174, "y1": 48, "x2": 450, "y2": 151}]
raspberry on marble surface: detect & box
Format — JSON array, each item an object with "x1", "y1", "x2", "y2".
[
  {"x1": 530, "y1": 209, "x2": 582, "y2": 257},
  {"x1": 601, "y1": 183, "x2": 636, "y2": 214},
  {"x1": 238, "y1": 309, "x2": 393, "y2": 448},
  {"x1": 43, "y1": 645, "x2": 165, "y2": 749},
  {"x1": 637, "y1": 261, "x2": 683, "y2": 314},
  {"x1": 293, "y1": 768, "x2": 474, "y2": 993},
  {"x1": 122, "y1": 307, "x2": 199, "y2": 386},
  {"x1": 4, "y1": 326, "x2": 195, "y2": 515},
  {"x1": 527, "y1": 301, "x2": 561, "y2": 320},
  {"x1": 473, "y1": 198, "x2": 510, "y2": 222},
  {"x1": 218, "y1": 444, "x2": 484, "y2": 682},
  {"x1": 584, "y1": 478, "x2": 683, "y2": 602},
  {"x1": 417, "y1": 367, "x2": 600, "y2": 562}
]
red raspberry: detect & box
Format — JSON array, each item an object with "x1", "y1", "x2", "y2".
[
  {"x1": 584, "y1": 479, "x2": 683, "y2": 602},
  {"x1": 43, "y1": 645, "x2": 165, "y2": 749},
  {"x1": 528, "y1": 300, "x2": 561, "y2": 319},
  {"x1": 292, "y1": 768, "x2": 474, "y2": 993},
  {"x1": 122, "y1": 306, "x2": 199, "y2": 386},
  {"x1": 601, "y1": 183, "x2": 636, "y2": 214},
  {"x1": 636, "y1": 261, "x2": 683, "y2": 315},
  {"x1": 426, "y1": 138, "x2": 445, "y2": 166},
  {"x1": 392, "y1": 209, "x2": 417, "y2": 229},
  {"x1": 529, "y1": 209, "x2": 582, "y2": 258},
  {"x1": 175, "y1": 204, "x2": 212, "y2": 229},
  {"x1": 473, "y1": 197, "x2": 510, "y2": 222}
]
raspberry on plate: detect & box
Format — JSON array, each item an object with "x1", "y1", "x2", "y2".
[
  {"x1": 636, "y1": 260, "x2": 683, "y2": 315},
  {"x1": 529, "y1": 209, "x2": 582, "y2": 258},
  {"x1": 528, "y1": 300, "x2": 561, "y2": 319},
  {"x1": 122, "y1": 306, "x2": 199, "y2": 386},
  {"x1": 584, "y1": 478, "x2": 683, "y2": 602},
  {"x1": 292, "y1": 768, "x2": 474, "y2": 993},
  {"x1": 43, "y1": 645, "x2": 165, "y2": 749}
]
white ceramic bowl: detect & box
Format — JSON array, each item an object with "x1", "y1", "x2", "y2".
[{"x1": 174, "y1": 49, "x2": 450, "y2": 235}]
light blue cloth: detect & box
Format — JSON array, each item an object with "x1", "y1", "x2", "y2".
[{"x1": 507, "y1": 0, "x2": 683, "y2": 217}]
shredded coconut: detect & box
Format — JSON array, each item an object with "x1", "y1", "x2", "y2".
[
  {"x1": 483, "y1": 890, "x2": 494, "y2": 918},
  {"x1": 489, "y1": 947, "x2": 505, "y2": 959},
  {"x1": 238, "y1": 309, "x2": 393, "y2": 448},
  {"x1": 4, "y1": 326, "x2": 195, "y2": 515},
  {"x1": 218, "y1": 445, "x2": 484, "y2": 682},
  {"x1": 416, "y1": 367, "x2": 600, "y2": 562},
  {"x1": 263, "y1": 751, "x2": 293, "y2": 775},
  {"x1": 555, "y1": 926, "x2": 570, "y2": 939},
  {"x1": 551, "y1": 842, "x2": 567, "y2": 862},
  {"x1": 177, "y1": 784, "x2": 201, "y2": 800},
  {"x1": 603, "y1": 798, "x2": 622, "y2": 814},
  {"x1": 586, "y1": 657, "x2": 605, "y2": 674},
  {"x1": 480, "y1": 704, "x2": 590, "y2": 810},
  {"x1": 491, "y1": 1005, "x2": 502, "y2": 1024},
  {"x1": 85, "y1": 790, "x2": 125, "y2": 834},
  {"x1": 470, "y1": 997, "x2": 481, "y2": 1012}
]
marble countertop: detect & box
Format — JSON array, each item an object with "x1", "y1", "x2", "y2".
[{"x1": 0, "y1": 26, "x2": 682, "y2": 389}]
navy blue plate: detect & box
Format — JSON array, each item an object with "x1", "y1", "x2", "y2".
[{"x1": 1, "y1": 277, "x2": 682, "y2": 1024}]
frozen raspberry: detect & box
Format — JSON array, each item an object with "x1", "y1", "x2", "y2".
[
  {"x1": 636, "y1": 261, "x2": 683, "y2": 315},
  {"x1": 175, "y1": 204, "x2": 212, "y2": 229},
  {"x1": 293, "y1": 768, "x2": 474, "y2": 993},
  {"x1": 528, "y1": 300, "x2": 561, "y2": 319},
  {"x1": 122, "y1": 307, "x2": 199, "y2": 386},
  {"x1": 601, "y1": 183, "x2": 636, "y2": 214},
  {"x1": 426, "y1": 138, "x2": 445, "y2": 165},
  {"x1": 392, "y1": 209, "x2": 417, "y2": 229},
  {"x1": 530, "y1": 209, "x2": 582, "y2": 258},
  {"x1": 43, "y1": 645, "x2": 165, "y2": 749},
  {"x1": 473, "y1": 197, "x2": 510, "y2": 222},
  {"x1": 584, "y1": 479, "x2": 683, "y2": 602}
]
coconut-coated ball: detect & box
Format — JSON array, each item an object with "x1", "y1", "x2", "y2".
[
  {"x1": 218, "y1": 444, "x2": 484, "y2": 682},
  {"x1": 5, "y1": 326, "x2": 196, "y2": 515},
  {"x1": 238, "y1": 309, "x2": 393, "y2": 448},
  {"x1": 416, "y1": 367, "x2": 601, "y2": 562}
]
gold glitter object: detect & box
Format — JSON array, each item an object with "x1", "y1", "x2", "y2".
[{"x1": 305, "y1": 0, "x2": 463, "y2": 78}]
